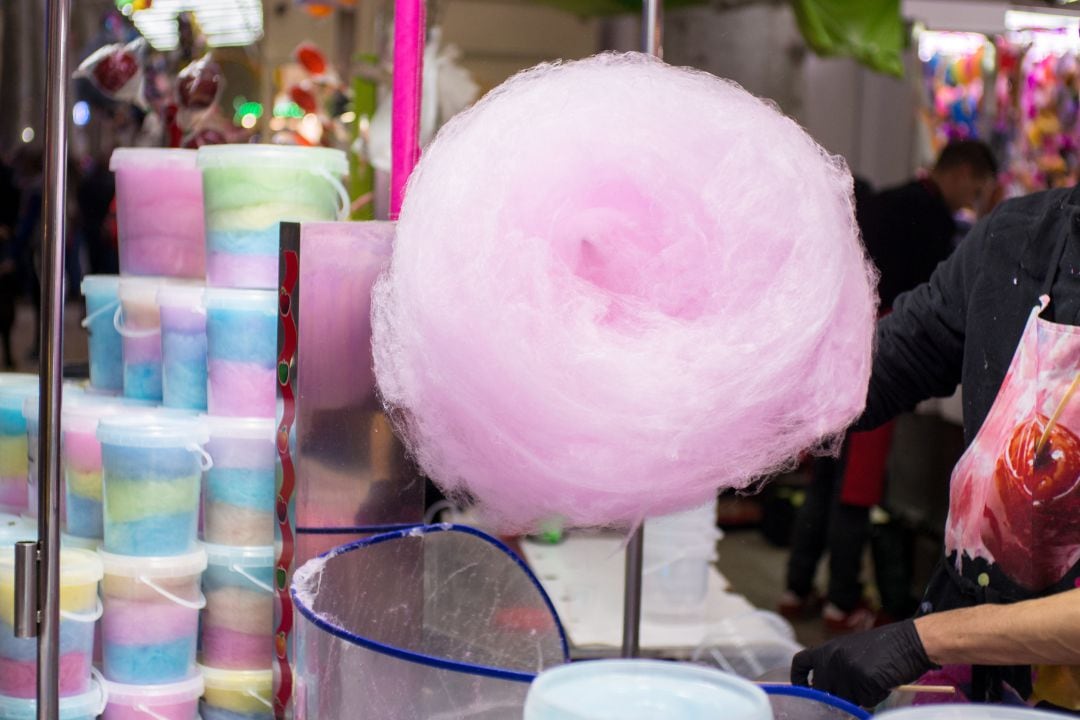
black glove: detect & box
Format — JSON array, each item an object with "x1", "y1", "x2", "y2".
[{"x1": 790, "y1": 619, "x2": 935, "y2": 707}]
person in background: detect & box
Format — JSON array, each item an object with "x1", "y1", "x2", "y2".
[
  {"x1": 76, "y1": 152, "x2": 117, "y2": 276},
  {"x1": 781, "y1": 141, "x2": 998, "y2": 635}
]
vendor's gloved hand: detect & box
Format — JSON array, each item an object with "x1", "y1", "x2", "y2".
[{"x1": 790, "y1": 619, "x2": 935, "y2": 707}]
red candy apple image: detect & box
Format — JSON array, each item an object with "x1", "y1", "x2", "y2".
[
  {"x1": 92, "y1": 45, "x2": 139, "y2": 94},
  {"x1": 983, "y1": 414, "x2": 1080, "y2": 589}
]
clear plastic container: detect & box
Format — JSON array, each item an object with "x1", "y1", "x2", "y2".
[
  {"x1": 876, "y1": 706, "x2": 1076, "y2": 719},
  {"x1": 21, "y1": 385, "x2": 88, "y2": 521},
  {"x1": 761, "y1": 684, "x2": 870, "y2": 720},
  {"x1": 0, "y1": 675, "x2": 107, "y2": 720},
  {"x1": 643, "y1": 499, "x2": 721, "y2": 618},
  {"x1": 201, "y1": 543, "x2": 274, "y2": 670},
  {"x1": 202, "y1": 417, "x2": 276, "y2": 545},
  {"x1": 100, "y1": 549, "x2": 207, "y2": 684},
  {"x1": 204, "y1": 289, "x2": 277, "y2": 418},
  {"x1": 103, "y1": 674, "x2": 204, "y2": 720},
  {"x1": 0, "y1": 376, "x2": 40, "y2": 515},
  {"x1": 81, "y1": 276, "x2": 124, "y2": 393},
  {"x1": 111, "y1": 148, "x2": 206, "y2": 279},
  {"x1": 291, "y1": 525, "x2": 567, "y2": 719},
  {"x1": 114, "y1": 277, "x2": 166, "y2": 401},
  {"x1": 200, "y1": 666, "x2": 272, "y2": 720},
  {"x1": 62, "y1": 395, "x2": 155, "y2": 541},
  {"x1": 98, "y1": 413, "x2": 210, "y2": 556},
  {"x1": 0, "y1": 548, "x2": 103, "y2": 698},
  {"x1": 158, "y1": 283, "x2": 208, "y2": 411},
  {"x1": 524, "y1": 660, "x2": 771, "y2": 720},
  {"x1": 197, "y1": 145, "x2": 348, "y2": 289}
]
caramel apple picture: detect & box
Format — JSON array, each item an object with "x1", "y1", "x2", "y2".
[{"x1": 985, "y1": 413, "x2": 1080, "y2": 589}]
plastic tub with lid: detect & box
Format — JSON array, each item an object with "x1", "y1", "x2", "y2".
[
  {"x1": 103, "y1": 673, "x2": 204, "y2": 720},
  {"x1": 200, "y1": 666, "x2": 272, "y2": 720}
]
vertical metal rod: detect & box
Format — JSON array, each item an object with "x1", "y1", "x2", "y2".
[
  {"x1": 35, "y1": 0, "x2": 71, "y2": 717},
  {"x1": 622, "y1": 0, "x2": 663, "y2": 661},
  {"x1": 13, "y1": 541, "x2": 38, "y2": 638}
]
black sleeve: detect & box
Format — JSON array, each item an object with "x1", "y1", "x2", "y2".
[{"x1": 856, "y1": 213, "x2": 986, "y2": 430}]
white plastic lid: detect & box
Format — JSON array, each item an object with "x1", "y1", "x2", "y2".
[
  {"x1": 199, "y1": 665, "x2": 272, "y2": 691},
  {"x1": 204, "y1": 287, "x2": 277, "y2": 314},
  {"x1": 204, "y1": 542, "x2": 275, "y2": 568},
  {"x1": 21, "y1": 383, "x2": 87, "y2": 422},
  {"x1": 106, "y1": 674, "x2": 205, "y2": 704},
  {"x1": 100, "y1": 547, "x2": 208, "y2": 578},
  {"x1": 97, "y1": 411, "x2": 209, "y2": 448},
  {"x1": 157, "y1": 281, "x2": 207, "y2": 309},
  {"x1": 0, "y1": 381, "x2": 39, "y2": 413},
  {"x1": 62, "y1": 394, "x2": 156, "y2": 433},
  {"x1": 0, "y1": 677, "x2": 105, "y2": 720},
  {"x1": 203, "y1": 415, "x2": 276, "y2": 441},
  {"x1": 117, "y1": 276, "x2": 166, "y2": 305},
  {"x1": 0, "y1": 547, "x2": 103, "y2": 586},
  {"x1": 80, "y1": 275, "x2": 120, "y2": 297},
  {"x1": 197, "y1": 143, "x2": 347, "y2": 176},
  {"x1": 110, "y1": 147, "x2": 198, "y2": 171}
]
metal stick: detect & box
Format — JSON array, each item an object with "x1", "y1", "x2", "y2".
[
  {"x1": 33, "y1": 0, "x2": 72, "y2": 717},
  {"x1": 621, "y1": 0, "x2": 663, "y2": 660}
]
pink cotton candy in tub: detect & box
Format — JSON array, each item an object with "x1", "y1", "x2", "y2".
[{"x1": 372, "y1": 53, "x2": 878, "y2": 531}]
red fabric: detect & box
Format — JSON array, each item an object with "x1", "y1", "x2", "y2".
[{"x1": 840, "y1": 421, "x2": 896, "y2": 507}]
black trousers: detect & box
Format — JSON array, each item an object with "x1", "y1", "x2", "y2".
[{"x1": 785, "y1": 454, "x2": 870, "y2": 613}]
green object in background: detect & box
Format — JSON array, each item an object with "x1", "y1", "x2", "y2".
[
  {"x1": 350, "y1": 54, "x2": 378, "y2": 221},
  {"x1": 791, "y1": 0, "x2": 906, "y2": 77}
]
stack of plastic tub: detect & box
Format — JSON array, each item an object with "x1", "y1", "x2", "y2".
[{"x1": 97, "y1": 411, "x2": 209, "y2": 720}]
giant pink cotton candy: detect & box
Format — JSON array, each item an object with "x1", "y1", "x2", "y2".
[{"x1": 372, "y1": 52, "x2": 878, "y2": 530}]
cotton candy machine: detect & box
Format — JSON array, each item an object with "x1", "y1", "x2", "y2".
[{"x1": 290, "y1": 524, "x2": 567, "y2": 719}]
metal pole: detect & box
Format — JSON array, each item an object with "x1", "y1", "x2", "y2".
[
  {"x1": 27, "y1": 0, "x2": 71, "y2": 717},
  {"x1": 621, "y1": 0, "x2": 663, "y2": 661}
]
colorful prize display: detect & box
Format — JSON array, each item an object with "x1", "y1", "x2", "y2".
[
  {"x1": 372, "y1": 52, "x2": 877, "y2": 530},
  {"x1": 100, "y1": 549, "x2": 207, "y2": 685},
  {"x1": 0, "y1": 549, "x2": 103, "y2": 698},
  {"x1": 81, "y1": 276, "x2": 124, "y2": 394},
  {"x1": 204, "y1": 289, "x2": 277, "y2": 418},
  {"x1": 111, "y1": 149, "x2": 206, "y2": 279},
  {"x1": 98, "y1": 412, "x2": 209, "y2": 557},
  {"x1": 200, "y1": 543, "x2": 273, "y2": 671},
  {"x1": 202, "y1": 416, "x2": 276, "y2": 546},
  {"x1": 158, "y1": 283, "x2": 208, "y2": 412},
  {"x1": 197, "y1": 145, "x2": 348, "y2": 289}
]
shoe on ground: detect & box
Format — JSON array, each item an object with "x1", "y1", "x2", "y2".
[
  {"x1": 822, "y1": 601, "x2": 877, "y2": 635},
  {"x1": 777, "y1": 589, "x2": 823, "y2": 621}
]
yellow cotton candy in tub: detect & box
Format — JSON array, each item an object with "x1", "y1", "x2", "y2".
[
  {"x1": 67, "y1": 468, "x2": 103, "y2": 501},
  {"x1": 0, "y1": 436, "x2": 27, "y2": 476},
  {"x1": 200, "y1": 666, "x2": 272, "y2": 715},
  {"x1": 0, "y1": 549, "x2": 102, "y2": 626}
]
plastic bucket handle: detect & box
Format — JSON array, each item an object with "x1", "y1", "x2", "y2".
[
  {"x1": 231, "y1": 563, "x2": 273, "y2": 594},
  {"x1": 245, "y1": 689, "x2": 273, "y2": 710},
  {"x1": 90, "y1": 667, "x2": 110, "y2": 717},
  {"x1": 59, "y1": 597, "x2": 104, "y2": 623},
  {"x1": 138, "y1": 576, "x2": 207, "y2": 610},
  {"x1": 188, "y1": 444, "x2": 213, "y2": 472},
  {"x1": 81, "y1": 299, "x2": 120, "y2": 329},
  {"x1": 113, "y1": 305, "x2": 160, "y2": 339},
  {"x1": 314, "y1": 168, "x2": 350, "y2": 221},
  {"x1": 135, "y1": 703, "x2": 174, "y2": 720}
]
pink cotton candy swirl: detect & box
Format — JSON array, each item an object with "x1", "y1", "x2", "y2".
[{"x1": 372, "y1": 53, "x2": 878, "y2": 531}]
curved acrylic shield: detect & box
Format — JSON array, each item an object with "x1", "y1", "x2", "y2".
[
  {"x1": 291, "y1": 524, "x2": 568, "y2": 719},
  {"x1": 762, "y1": 685, "x2": 870, "y2": 720}
]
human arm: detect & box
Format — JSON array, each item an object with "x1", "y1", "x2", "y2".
[
  {"x1": 791, "y1": 589, "x2": 1080, "y2": 706},
  {"x1": 914, "y1": 588, "x2": 1080, "y2": 667}
]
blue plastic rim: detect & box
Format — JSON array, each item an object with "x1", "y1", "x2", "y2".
[
  {"x1": 291, "y1": 523, "x2": 570, "y2": 682},
  {"x1": 760, "y1": 683, "x2": 871, "y2": 719}
]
